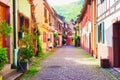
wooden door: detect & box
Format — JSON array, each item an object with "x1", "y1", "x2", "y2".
[
  {"x1": 0, "y1": 4, "x2": 10, "y2": 63},
  {"x1": 113, "y1": 22, "x2": 120, "y2": 67}
]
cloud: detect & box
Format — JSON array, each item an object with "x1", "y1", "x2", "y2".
[{"x1": 47, "y1": 0, "x2": 78, "y2": 6}]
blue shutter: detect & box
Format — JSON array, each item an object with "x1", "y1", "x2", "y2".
[
  {"x1": 96, "y1": 25, "x2": 98, "y2": 43},
  {"x1": 102, "y1": 22, "x2": 105, "y2": 43}
]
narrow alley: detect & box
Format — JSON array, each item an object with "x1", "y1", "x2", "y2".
[
  {"x1": 1, "y1": 0, "x2": 120, "y2": 80},
  {"x1": 27, "y1": 46, "x2": 112, "y2": 80}
]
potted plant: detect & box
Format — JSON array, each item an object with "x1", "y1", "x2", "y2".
[
  {"x1": 17, "y1": 25, "x2": 35, "y2": 72},
  {"x1": 18, "y1": 47, "x2": 34, "y2": 72},
  {"x1": 0, "y1": 48, "x2": 8, "y2": 79}
]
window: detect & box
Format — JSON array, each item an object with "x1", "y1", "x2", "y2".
[
  {"x1": 98, "y1": 24, "x2": 102, "y2": 43},
  {"x1": 100, "y1": 0, "x2": 104, "y2": 3},
  {"x1": 44, "y1": 8, "x2": 47, "y2": 23},
  {"x1": 19, "y1": 14, "x2": 29, "y2": 32},
  {"x1": 97, "y1": 22, "x2": 105, "y2": 43},
  {"x1": 49, "y1": 14, "x2": 51, "y2": 25},
  {"x1": 43, "y1": 32, "x2": 46, "y2": 42}
]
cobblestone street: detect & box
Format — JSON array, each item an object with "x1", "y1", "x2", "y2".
[{"x1": 28, "y1": 46, "x2": 112, "y2": 80}]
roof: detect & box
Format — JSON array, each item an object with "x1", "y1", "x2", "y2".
[{"x1": 78, "y1": 0, "x2": 91, "y2": 23}]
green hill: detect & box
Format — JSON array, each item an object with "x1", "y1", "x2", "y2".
[{"x1": 53, "y1": 0, "x2": 84, "y2": 21}]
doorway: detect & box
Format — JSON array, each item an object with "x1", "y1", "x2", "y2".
[
  {"x1": 0, "y1": 3, "x2": 10, "y2": 63},
  {"x1": 113, "y1": 22, "x2": 120, "y2": 67}
]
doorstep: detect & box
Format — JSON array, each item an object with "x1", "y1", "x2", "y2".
[
  {"x1": 0, "y1": 64, "x2": 23, "y2": 80},
  {"x1": 104, "y1": 68, "x2": 120, "y2": 80},
  {"x1": 113, "y1": 68, "x2": 120, "y2": 76}
]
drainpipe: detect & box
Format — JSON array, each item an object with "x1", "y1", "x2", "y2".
[
  {"x1": 12, "y1": 0, "x2": 18, "y2": 67},
  {"x1": 13, "y1": 0, "x2": 16, "y2": 49}
]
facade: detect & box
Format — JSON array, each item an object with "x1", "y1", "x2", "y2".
[
  {"x1": 91, "y1": 0, "x2": 98, "y2": 58},
  {"x1": 0, "y1": 0, "x2": 63, "y2": 78},
  {"x1": 33, "y1": 0, "x2": 55, "y2": 52},
  {"x1": 64, "y1": 23, "x2": 72, "y2": 45},
  {"x1": 78, "y1": 0, "x2": 97, "y2": 57},
  {"x1": 17, "y1": 0, "x2": 32, "y2": 48},
  {"x1": 57, "y1": 15, "x2": 65, "y2": 46},
  {"x1": 79, "y1": 0, "x2": 92, "y2": 53},
  {"x1": 0, "y1": 0, "x2": 13, "y2": 69},
  {"x1": 68, "y1": 20, "x2": 75, "y2": 45},
  {"x1": 91, "y1": 0, "x2": 97, "y2": 58},
  {"x1": 33, "y1": 0, "x2": 63, "y2": 51},
  {"x1": 0, "y1": 0, "x2": 34, "y2": 72},
  {"x1": 56, "y1": 17, "x2": 63, "y2": 47},
  {"x1": 97, "y1": 0, "x2": 120, "y2": 67},
  {"x1": 12, "y1": 0, "x2": 33, "y2": 66}
]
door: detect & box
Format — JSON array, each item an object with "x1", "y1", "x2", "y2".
[
  {"x1": 113, "y1": 22, "x2": 120, "y2": 67},
  {"x1": 0, "y1": 4, "x2": 10, "y2": 63}
]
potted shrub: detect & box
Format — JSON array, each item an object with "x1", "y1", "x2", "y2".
[
  {"x1": 18, "y1": 47, "x2": 34, "y2": 72},
  {"x1": 17, "y1": 25, "x2": 35, "y2": 72},
  {"x1": 0, "y1": 48, "x2": 8, "y2": 79}
]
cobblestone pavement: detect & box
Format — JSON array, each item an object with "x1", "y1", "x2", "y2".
[{"x1": 31, "y1": 46, "x2": 112, "y2": 80}]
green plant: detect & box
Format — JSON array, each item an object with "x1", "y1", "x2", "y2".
[
  {"x1": 0, "y1": 20, "x2": 12, "y2": 37},
  {"x1": 36, "y1": 36, "x2": 44, "y2": 57},
  {"x1": 18, "y1": 47, "x2": 34, "y2": 62},
  {"x1": 21, "y1": 32, "x2": 36, "y2": 47},
  {"x1": 53, "y1": 32, "x2": 58, "y2": 38},
  {"x1": 0, "y1": 48, "x2": 8, "y2": 70},
  {"x1": 62, "y1": 39, "x2": 66, "y2": 45}
]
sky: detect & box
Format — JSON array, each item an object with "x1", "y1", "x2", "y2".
[{"x1": 47, "y1": 0, "x2": 78, "y2": 6}]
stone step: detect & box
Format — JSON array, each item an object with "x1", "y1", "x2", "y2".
[
  {"x1": 114, "y1": 68, "x2": 120, "y2": 73},
  {"x1": 2, "y1": 69, "x2": 17, "y2": 80},
  {"x1": 1, "y1": 64, "x2": 11, "y2": 72},
  {"x1": 6, "y1": 72, "x2": 23, "y2": 80}
]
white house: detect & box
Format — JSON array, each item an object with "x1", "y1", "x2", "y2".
[{"x1": 97, "y1": 0, "x2": 120, "y2": 67}]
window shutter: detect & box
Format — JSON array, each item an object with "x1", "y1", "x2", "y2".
[
  {"x1": 96, "y1": 25, "x2": 98, "y2": 43},
  {"x1": 102, "y1": 22, "x2": 105, "y2": 43}
]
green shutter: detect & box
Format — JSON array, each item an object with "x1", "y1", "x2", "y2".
[{"x1": 102, "y1": 22, "x2": 105, "y2": 43}]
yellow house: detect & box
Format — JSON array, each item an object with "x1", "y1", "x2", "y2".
[
  {"x1": 11, "y1": 0, "x2": 32, "y2": 66},
  {"x1": 33, "y1": 0, "x2": 55, "y2": 52},
  {"x1": 17, "y1": 0, "x2": 31, "y2": 47}
]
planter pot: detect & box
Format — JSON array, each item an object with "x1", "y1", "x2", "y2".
[
  {"x1": 18, "y1": 62, "x2": 28, "y2": 72},
  {"x1": 100, "y1": 59, "x2": 110, "y2": 68}
]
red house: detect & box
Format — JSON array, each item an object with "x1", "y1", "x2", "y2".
[{"x1": 79, "y1": 0, "x2": 92, "y2": 54}]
